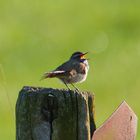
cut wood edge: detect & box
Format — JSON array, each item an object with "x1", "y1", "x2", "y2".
[{"x1": 92, "y1": 101, "x2": 138, "y2": 140}]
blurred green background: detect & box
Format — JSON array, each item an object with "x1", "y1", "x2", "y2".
[{"x1": 0, "y1": 0, "x2": 140, "y2": 139}]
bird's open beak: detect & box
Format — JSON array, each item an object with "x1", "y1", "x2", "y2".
[{"x1": 80, "y1": 52, "x2": 88, "y2": 59}]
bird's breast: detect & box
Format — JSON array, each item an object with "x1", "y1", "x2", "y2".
[{"x1": 58, "y1": 59, "x2": 89, "y2": 84}]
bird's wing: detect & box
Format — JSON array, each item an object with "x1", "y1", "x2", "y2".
[
  {"x1": 56, "y1": 60, "x2": 87, "y2": 77},
  {"x1": 55, "y1": 60, "x2": 77, "y2": 72},
  {"x1": 41, "y1": 70, "x2": 66, "y2": 80},
  {"x1": 55, "y1": 61, "x2": 69, "y2": 70},
  {"x1": 41, "y1": 60, "x2": 85, "y2": 80},
  {"x1": 41, "y1": 61, "x2": 70, "y2": 80},
  {"x1": 56, "y1": 60, "x2": 86, "y2": 74}
]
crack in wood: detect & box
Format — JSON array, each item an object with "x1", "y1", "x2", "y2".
[
  {"x1": 28, "y1": 94, "x2": 34, "y2": 140},
  {"x1": 76, "y1": 92, "x2": 79, "y2": 140},
  {"x1": 42, "y1": 94, "x2": 58, "y2": 140}
]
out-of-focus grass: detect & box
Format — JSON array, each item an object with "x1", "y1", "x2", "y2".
[{"x1": 0, "y1": 0, "x2": 140, "y2": 139}]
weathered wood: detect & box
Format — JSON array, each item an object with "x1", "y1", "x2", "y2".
[{"x1": 16, "y1": 86, "x2": 96, "y2": 140}]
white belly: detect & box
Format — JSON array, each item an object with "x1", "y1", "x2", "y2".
[{"x1": 71, "y1": 65, "x2": 89, "y2": 83}]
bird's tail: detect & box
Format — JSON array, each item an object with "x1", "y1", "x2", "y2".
[{"x1": 40, "y1": 70, "x2": 66, "y2": 80}]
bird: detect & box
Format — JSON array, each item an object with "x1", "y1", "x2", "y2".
[{"x1": 41, "y1": 51, "x2": 89, "y2": 90}]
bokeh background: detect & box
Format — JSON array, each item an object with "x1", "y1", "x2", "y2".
[{"x1": 0, "y1": 0, "x2": 140, "y2": 139}]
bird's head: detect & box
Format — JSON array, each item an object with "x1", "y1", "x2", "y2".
[{"x1": 70, "y1": 52, "x2": 88, "y2": 61}]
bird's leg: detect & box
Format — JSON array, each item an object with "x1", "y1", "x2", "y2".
[
  {"x1": 62, "y1": 81, "x2": 72, "y2": 105},
  {"x1": 71, "y1": 83, "x2": 80, "y2": 92},
  {"x1": 63, "y1": 81, "x2": 71, "y2": 91}
]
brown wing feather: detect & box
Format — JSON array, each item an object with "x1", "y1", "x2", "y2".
[
  {"x1": 56, "y1": 60, "x2": 86, "y2": 75},
  {"x1": 41, "y1": 60, "x2": 86, "y2": 80},
  {"x1": 41, "y1": 71, "x2": 66, "y2": 80}
]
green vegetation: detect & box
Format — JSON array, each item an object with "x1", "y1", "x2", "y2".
[{"x1": 0, "y1": 0, "x2": 140, "y2": 139}]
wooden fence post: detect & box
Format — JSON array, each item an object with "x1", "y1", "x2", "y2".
[{"x1": 16, "y1": 86, "x2": 96, "y2": 140}]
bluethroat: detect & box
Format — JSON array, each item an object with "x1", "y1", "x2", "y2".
[{"x1": 41, "y1": 52, "x2": 89, "y2": 90}]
